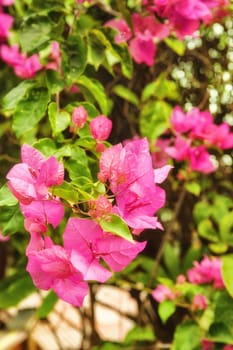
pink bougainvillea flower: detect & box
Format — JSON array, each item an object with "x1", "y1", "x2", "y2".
[
  {"x1": 26, "y1": 233, "x2": 88, "y2": 306},
  {"x1": 132, "y1": 13, "x2": 170, "y2": 40},
  {"x1": 99, "y1": 138, "x2": 168, "y2": 232},
  {"x1": 152, "y1": 284, "x2": 175, "y2": 302},
  {"x1": 21, "y1": 199, "x2": 64, "y2": 233},
  {"x1": 0, "y1": 13, "x2": 13, "y2": 39},
  {"x1": 45, "y1": 41, "x2": 61, "y2": 71},
  {"x1": 71, "y1": 105, "x2": 88, "y2": 129},
  {"x1": 105, "y1": 18, "x2": 132, "y2": 43},
  {"x1": 187, "y1": 256, "x2": 224, "y2": 289},
  {"x1": 188, "y1": 145, "x2": 216, "y2": 173},
  {"x1": 151, "y1": 138, "x2": 171, "y2": 168},
  {"x1": 201, "y1": 339, "x2": 215, "y2": 350},
  {"x1": 7, "y1": 144, "x2": 64, "y2": 205},
  {"x1": 150, "y1": 0, "x2": 229, "y2": 38},
  {"x1": 64, "y1": 217, "x2": 146, "y2": 280},
  {"x1": 7, "y1": 144, "x2": 64, "y2": 232},
  {"x1": 129, "y1": 32, "x2": 156, "y2": 66},
  {"x1": 192, "y1": 294, "x2": 207, "y2": 310},
  {"x1": 0, "y1": 0, "x2": 14, "y2": 5},
  {"x1": 165, "y1": 135, "x2": 191, "y2": 161},
  {"x1": 0, "y1": 230, "x2": 10, "y2": 242},
  {"x1": 90, "y1": 115, "x2": 112, "y2": 141},
  {"x1": 0, "y1": 45, "x2": 42, "y2": 78}
]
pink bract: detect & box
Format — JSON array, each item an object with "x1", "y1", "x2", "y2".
[
  {"x1": 187, "y1": 256, "x2": 224, "y2": 289},
  {"x1": 64, "y1": 217, "x2": 146, "y2": 279},
  {"x1": 0, "y1": 13, "x2": 13, "y2": 39},
  {"x1": 26, "y1": 233, "x2": 88, "y2": 306},
  {"x1": 99, "y1": 138, "x2": 169, "y2": 232},
  {"x1": 152, "y1": 284, "x2": 175, "y2": 302},
  {"x1": 105, "y1": 18, "x2": 132, "y2": 43}
]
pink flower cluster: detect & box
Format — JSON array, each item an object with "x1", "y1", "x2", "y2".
[
  {"x1": 153, "y1": 106, "x2": 233, "y2": 174},
  {"x1": 106, "y1": 0, "x2": 229, "y2": 65},
  {"x1": 6, "y1": 144, "x2": 65, "y2": 233},
  {"x1": 26, "y1": 218, "x2": 146, "y2": 306},
  {"x1": 0, "y1": 0, "x2": 14, "y2": 41},
  {"x1": 187, "y1": 255, "x2": 224, "y2": 289},
  {"x1": 6, "y1": 138, "x2": 168, "y2": 306},
  {"x1": 105, "y1": 13, "x2": 169, "y2": 66},
  {"x1": 202, "y1": 339, "x2": 233, "y2": 350},
  {"x1": 143, "y1": 0, "x2": 229, "y2": 39},
  {"x1": 0, "y1": 41, "x2": 61, "y2": 79},
  {"x1": 98, "y1": 138, "x2": 171, "y2": 234}
]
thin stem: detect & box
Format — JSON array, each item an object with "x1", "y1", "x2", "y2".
[{"x1": 148, "y1": 186, "x2": 186, "y2": 288}]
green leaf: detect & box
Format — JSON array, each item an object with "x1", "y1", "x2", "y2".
[
  {"x1": 2, "y1": 81, "x2": 35, "y2": 112},
  {"x1": 139, "y1": 100, "x2": 171, "y2": 141},
  {"x1": 219, "y1": 212, "x2": 233, "y2": 243},
  {"x1": 141, "y1": 74, "x2": 180, "y2": 102},
  {"x1": 46, "y1": 70, "x2": 65, "y2": 94},
  {"x1": 222, "y1": 255, "x2": 233, "y2": 297},
  {"x1": 64, "y1": 34, "x2": 87, "y2": 82},
  {"x1": 32, "y1": 138, "x2": 57, "y2": 157},
  {"x1": 165, "y1": 37, "x2": 186, "y2": 56},
  {"x1": 0, "y1": 204, "x2": 24, "y2": 235},
  {"x1": 37, "y1": 291, "x2": 58, "y2": 319},
  {"x1": 48, "y1": 102, "x2": 70, "y2": 136},
  {"x1": 0, "y1": 184, "x2": 17, "y2": 206},
  {"x1": 124, "y1": 325, "x2": 156, "y2": 344},
  {"x1": 185, "y1": 182, "x2": 201, "y2": 196},
  {"x1": 208, "y1": 323, "x2": 233, "y2": 344},
  {"x1": 13, "y1": 87, "x2": 50, "y2": 137},
  {"x1": 19, "y1": 15, "x2": 64, "y2": 52},
  {"x1": 113, "y1": 42, "x2": 133, "y2": 79},
  {"x1": 77, "y1": 76, "x2": 110, "y2": 115},
  {"x1": 198, "y1": 219, "x2": 219, "y2": 242},
  {"x1": 113, "y1": 85, "x2": 139, "y2": 106},
  {"x1": 158, "y1": 300, "x2": 176, "y2": 324},
  {"x1": 163, "y1": 243, "x2": 180, "y2": 279},
  {"x1": 99, "y1": 214, "x2": 133, "y2": 242},
  {"x1": 65, "y1": 147, "x2": 92, "y2": 182},
  {"x1": 171, "y1": 321, "x2": 202, "y2": 350},
  {"x1": 51, "y1": 182, "x2": 79, "y2": 203},
  {"x1": 0, "y1": 271, "x2": 36, "y2": 308}
]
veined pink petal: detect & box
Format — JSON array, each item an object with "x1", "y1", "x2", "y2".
[
  {"x1": 129, "y1": 33, "x2": 156, "y2": 66},
  {"x1": 154, "y1": 165, "x2": 173, "y2": 184},
  {"x1": 21, "y1": 144, "x2": 45, "y2": 173},
  {"x1": 105, "y1": 18, "x2": 132, "y2": 43},
  {"x1": 6, "y1": 163, "x2": 37, "y2": 204}
]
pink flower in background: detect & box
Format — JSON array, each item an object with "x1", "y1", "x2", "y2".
[
  {"x1": 90, "y1": 115, "x2": 112, "y2": 141},
  {"x1": 72, "y1": 106, "x2": 88, "y2": 129},
  {"x1": 105, "y1": 19, "x2": 132, "y2": 43},
  {"x1": 187, "y1": 256, "x2": 224, "y2": 289},
  {"x1": 151, "y1": 139, "x2": 171, "y2": 168},
  {"x1": 26, "y1": 233, "x2": 89, "y2": 306},
  {"x1": 152, "y1": 284, "x2": 175, "y2": 302},
  {"x1": 188, "y1": 145, "x2": 216, "y2": 173},
  {"x1": 0, "y1": 13, "x2": 13, "y2": 39},
  {"x1": 201, "y1": 339, "x2": 215, "y2": 350},
  {"x1": 0, "y1": 0, "x2": 14, "y2": 4},
  {"x1": 0, "y1": 45, "x2": 42, "y2": 78},
  {"x1": 149, "y1": 0, "x2": 229, "y2": 38},
  {"x1": 129, "y1": 32, "x2": 156, "y2": 66},
  {"x1": 165, "y1": 135, "x2": 191, "y2": 161},
  {"x1": 45, "y1": 41, "x2": 61, "y2": 71},
  {"x1": 192, "y1": 294, "x2": 207, "y2": 310}
]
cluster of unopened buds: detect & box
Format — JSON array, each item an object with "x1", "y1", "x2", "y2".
[{"x1": 6, "y1": 107, "x2": 172, "y2": 306}]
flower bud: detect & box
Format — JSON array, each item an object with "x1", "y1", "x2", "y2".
[
  {"x1": 90, "y1": 115, "x2": 112, "y2": 141},
  {"x1": 72, "y1": 106, "x2": 88, "y2": 129}
]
